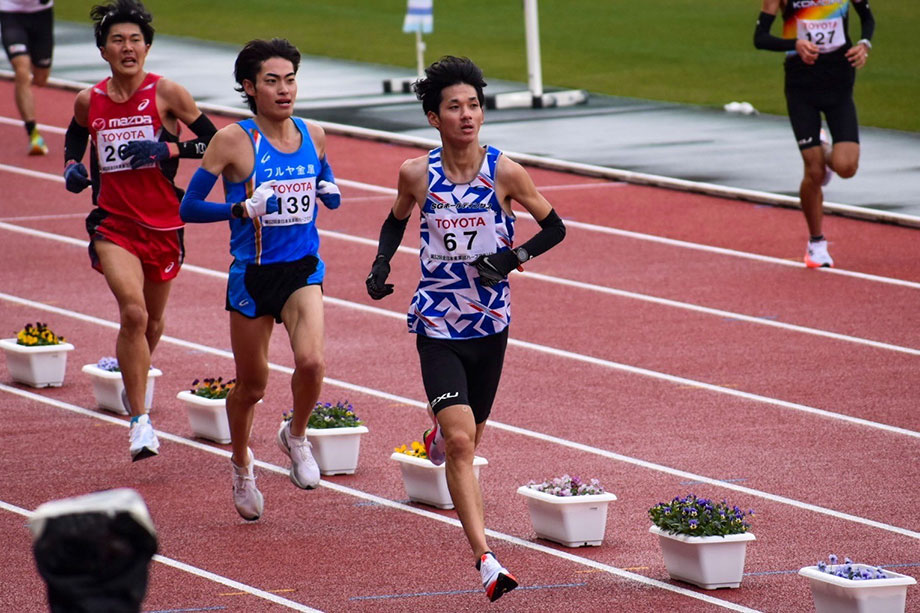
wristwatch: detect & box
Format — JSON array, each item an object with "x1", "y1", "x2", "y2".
[
  {"x1": 231, "y1": 202, "x2": 245, "y2": 219},
  {"x1": 514, "y1": 247, "x2": 529, "y2": 263},
  {"x1": 857, "y1": 38, "x2": 872, "y2": 50}
]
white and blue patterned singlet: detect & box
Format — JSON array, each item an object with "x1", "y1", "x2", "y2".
[{"x1": 408, "y1": 146, "x2": 515, "y2": 340}]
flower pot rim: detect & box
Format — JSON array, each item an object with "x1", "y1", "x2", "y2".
[
  {"x1": 798, "y1": 564, "x2": 917, "y2": 588},
  {"x1": 516, "y1": 484, "x2": 617, "y2": 503},
  {"x1": 82, "y1": 363, "x2": 163, "y2": 378},
  {"x1": 1, "y1": 338, "x2": 75, "y2": 353},
  {"x1": 389, "y1": 452, "x2": 487, "y2": 467},
  {"x1": 306, "y1": 425, "x2": 369, "y2": 436},
  {"x1": 176, "y1": 389, "x2": 228, "y2": 404},
  {"x1": 649, "y1": 524, "x2": 756, "y2": 543}
]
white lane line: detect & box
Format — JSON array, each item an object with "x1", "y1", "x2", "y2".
[
  {"x1": 0, "y1": 498, "x2": 323, "y2": 612},
  {"x1": 1, "y1": 296, "x2": 918, "y2": 541},
  {"x1": 3, "y1": 219, "x2": 918, "y2": 358},
  {"x1": 0, "y1": 115, "x2": 66, "y2": 135},
  {"x1": 0, "y1": 385, "x2": 761, "y2": 612},
  {"x1": 3, "y1": 164, "x2": 918, "y2": 289}
]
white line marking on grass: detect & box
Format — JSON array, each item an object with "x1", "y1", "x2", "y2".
[
  {"x1": 0, "y1": 385, "x2": 759, "y2": 613},
  {"x1": 0, "y1": 298, "x2": 918, "y2": 542},
  {"x1": 0, "y1": 494, "x2": 323, "y2": 612}
]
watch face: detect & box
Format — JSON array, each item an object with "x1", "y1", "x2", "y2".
[{"x1": 516, "y1": 247, "x2": 529, "y2": 263}]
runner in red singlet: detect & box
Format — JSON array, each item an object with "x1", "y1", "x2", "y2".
[{"x1": 62, "y1": 0, "x2": 216, "y2": 462}]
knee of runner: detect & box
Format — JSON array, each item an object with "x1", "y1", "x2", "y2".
[
  {"x1": 32, "y1": 72, "x2": 49, "y2": 87},
  {"x1": 443, "y1": 429, "x2": 475, "y2": 461},
  {"x1": 228, "y1": 380, "x2": 266, "y2": 406},
  {"x1": 835, "y1": 160, "x2": 858, "y2": 178},
  {"x1": 119, "y1": 303, "x2": 149, "y2": 334},
  {"x1": 292, "y1": 353, "x2": 325, "y2": 380}
]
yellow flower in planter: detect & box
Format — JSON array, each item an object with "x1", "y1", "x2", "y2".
[
  {"x1": 16, "y1": 322, "x2": 65, "y2": 346},
  {"x1": 394, "y1": 441, "x2": 428, "y2": 459}
]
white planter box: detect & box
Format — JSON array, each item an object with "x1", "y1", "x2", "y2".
[
  {"x1": 307, "y1": 425, "x2": 369, "y2": 475},
  {"x1": 177, "y1": 390, "x2": 231, "y2": 444},
  {"x1": 390, "y1": 452, "x2": 487, "y2": 509},
  {"x1": 81, "y1": 364, "x2": 162, "y2": 415},
  {"x1": 517, "y1": 486, "x2": 617, "y2": 547},
  {"x1": 650, "y1": 525, "x2": 756, "y2": 589},
  {"x1": 1, "y1": 338, "x2": 75, "y2": 388},
  {"x1": 799, "y1": 565, "x2": 916, "y2": 613}
]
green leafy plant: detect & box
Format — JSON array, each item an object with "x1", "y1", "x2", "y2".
[
  {"x1": 649, "y1": 494, "x2": 754, "y2": 537},
  {"x1": 525, "y1": 474, "x2": 605, "y2": 497},
  {"x1": 16, "y1": 322, "x2": 65, "y2": 346},
  {"x1": 190, "y1": 377, "x2": 235, "y2": 399},
  {"x1": 282, "y1": 400, "x2": 364, "y2": 429}
]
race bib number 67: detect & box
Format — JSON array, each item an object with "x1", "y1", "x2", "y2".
[{"x1": 427, "y1": 211, "x2": 496, "y2": 262}]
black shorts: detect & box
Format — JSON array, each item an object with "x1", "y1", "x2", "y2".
[
  {"x1": 784, "y1": 50, "x2": 859, "y2": 150},
  {"x1": 0, "y1": 7, "x2": 53, "y2": 67},
  {"x1": 225, "y1": 254, "x2": 322, "y2": 323},
  {"x1": 416, "y1": 328, "x2": 509, "y2": 424}
]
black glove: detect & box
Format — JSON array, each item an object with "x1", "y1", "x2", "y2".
[
  {"x1": 64, "y1": 162, "x2": 91, "y2": 193},
  {"x1": 366, "y1": 255, "x2": 394, "y2": 300},
  {"x1": 472, "y1": 250, "x2": 519, "y2": 287}
]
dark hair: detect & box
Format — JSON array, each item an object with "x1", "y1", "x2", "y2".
[
  {"x1": 91, "y1": 0, "x2": 154, "y2": 48},
  {"x1": 413, "y1": 56, "x2": 487, "y2": 116},
  {"x1": 234, "y1": 38, "x2": 301, "y2": 114}
]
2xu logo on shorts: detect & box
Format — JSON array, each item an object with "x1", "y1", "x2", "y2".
[{"x1": 430, "y1": 391, "x2": 459, "y2": 408}]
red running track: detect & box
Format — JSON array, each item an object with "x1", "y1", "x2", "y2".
[{"x1": 1, "y1": 80, "x2": 918, "y2": 613}]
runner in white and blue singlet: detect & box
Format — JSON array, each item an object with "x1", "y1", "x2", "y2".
[
  {"x1": 409, "y1": 144, "x2": 514, "y2": 339},
  {"x1": 366, "y1": 56, "x2": 565, "y2": 603}
]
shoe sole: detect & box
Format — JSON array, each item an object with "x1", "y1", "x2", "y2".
[
  {"x1": 804, "y1": 255, "x2": 833, "y2": 268},
  {"x1": 235, "y1": 493, "x2": 264, "y2": 521},
  {"x1": 131, "y1": 446, "x2": 159, "y2": 462},
  {"x1": 487, "y1": 572, "x2": 518, "y2": 602},
  {"x1": 276, "y1": 423, "x2": 318, "y2": 490}
]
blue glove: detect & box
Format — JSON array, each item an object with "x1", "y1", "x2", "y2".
[
  {"x1": 317, "y1": 180, "x2": 341, "y2": 209},
  {"x1": 123, "y1": 140, "x2": 169, "y2": 169},
  {"x1": 64, "y1": 161, "x2": 91, "y2": 193}
]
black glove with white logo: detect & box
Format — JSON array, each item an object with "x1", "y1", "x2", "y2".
[{"x1": 472, "y1": 249, "x2": 521, "y2": 287}]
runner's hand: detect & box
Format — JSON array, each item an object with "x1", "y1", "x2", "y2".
[
  {"x1": 64, "y1": 161, "x2": 91, "y2": 193},
  {"x1": 242, "y1": 181, "x2": 279, "y2": 218},
  {"x1": 473, "y1": 250, "x2": 518, "y2": 287},
  {"x1": 366, "y1": 255, "x2": 394, "y2": 300},
  {"x1": 123, "y1": 140, "x2": 170, "y2": 169},
  {"x1": 317, "y1": 180, "x2": 341, "y2": 209}
]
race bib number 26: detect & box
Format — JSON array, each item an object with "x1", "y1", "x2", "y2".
[{"x1": 96, "y1": 124, "x2": 155, "y2": 173}]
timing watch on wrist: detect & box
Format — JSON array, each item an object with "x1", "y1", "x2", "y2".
[
  {"x1": 231, "y1": 202, "x2": 245, "y2": 219},
  {"x1": 857, "y1": 38, "x2": 872, "y2": 50},
  {"x1": 513, "y1": 247, "x2": 530, "y2": 263}
]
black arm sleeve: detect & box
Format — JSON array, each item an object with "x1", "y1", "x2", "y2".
[
  {"x1": 518, "y1": 208, "x2": 566, "y2": 259},
  {"x1": 64, "y1": 118, "x2": 89, "y2": 164},
  {"x1": 753, "y1": 11, "x2": 796, "y2": 52},
  {"x1": 376, "y1": 211, "x2": 410, "y2": 262},
  {"x1": 852, "y1": 0, "x2": 875, "y2": 42},
  {"x1": 175, "y1": 113, "x2": 217, "y2": 158}
]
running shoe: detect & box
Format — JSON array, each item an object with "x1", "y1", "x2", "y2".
[
  {"x1": 423, "y1": 423, "x2": 446, "y2": 466},
  {"x1": 820, "y1": 128, "x2": 833, "y2": 186},
  {"x1": 231, "y1": 448, "x2": 264, "y2": 521},
  {"x1": 805, "y1": 239, "x2": 834, "y2": 268},
  {"x1": 478, "y1": 552, "x2": 518, "y2": 602},
  {"x1": 28, "y1": 129, "x2": 48, "y2": 156},
  {"x1": 276, "y1": 420, "x2": 321, "y2": 489},
  {"x1": 128, "y1": 414, "x2": 159, "y2": 462}
]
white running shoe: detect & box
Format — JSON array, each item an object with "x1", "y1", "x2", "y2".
[
  {"x1": 128, "y1": 414, "x2": 159, "y2": 462},
  {"x1": 231, "y1": 448, "x2": 264, "y2": 521},
  {"x1": 423, "y1": 423, "x2": 446, "y2": 466},
  {"x1": 805, "y1": 239, "x2": 834, "y2": 268},
  {"x1": 276, "y1": 420, "x2": 321, "y2": 489},
  {"x1": 820, "y1": 129, "x2": 833, "y2": 186},
  {"x1": 478, "y1": 552, "x2": 518, "y2": 602}
]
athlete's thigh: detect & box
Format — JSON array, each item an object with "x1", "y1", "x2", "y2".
[
  {"x1": 93, "y1": 239, "x2": 146, "y2": 308},
  {"x1": 26, "y1": 8, "x2": 53, "y2": 68},
  {"x1": 0, "y1": 12, "x2": 28, "y2": 62},
  {"x1": 229, "y1": 310, "x2": 274, "y2": 388},
  {"x1": 786, "y1": 87, "x2": 823, "y2": 150},
  {"x1": 416, "y1": 335, "x2": 470, "y2": 415},
  {"x1": 824, "y1": 95, "x2": 859, "y2": 145},
  {"x1": 280, "y1": 284, "x2": 324, "y2": 359},
  {"x1": 142, "y1": 278, "x2": 173, "y2": 324}
]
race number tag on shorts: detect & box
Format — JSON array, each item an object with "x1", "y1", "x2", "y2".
[
  {"x1": 96, "y1": 124, "x2": 155, "y2": 173},
  {"x1": 797, "y1": 18, "x2": 844, "y2": 53},
  {"x1": 427, "y1": 211, "x2": 496, "y2": 262},
  {"x1": 262, "y1": 178, "x2": 315, "y2": 226}
]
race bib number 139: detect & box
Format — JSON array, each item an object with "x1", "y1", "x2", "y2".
[{"x1": 261, "y1": 178, "x2": 315, "y2": 226}]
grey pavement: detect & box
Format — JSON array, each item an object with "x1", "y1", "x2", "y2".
[{"x1": 6, "y1": 22, "x2": 919, "y2": 221}]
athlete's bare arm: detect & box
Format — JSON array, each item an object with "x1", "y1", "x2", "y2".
[
  {"x1": 200, "y1": 124, "x2": 253, "y2": 184},
  {"x1": 495, "y1": 156, "x2": 553, "y2": 221},
  {"x1": 72, "y1": 88, "x2": 91, "y2": 127},
  {"x1": 305, "y1": 121, "x2": 327, "y2": 160},
  {"x1": 391, "y1": 154, "x2": 428, "y2": 220}
]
